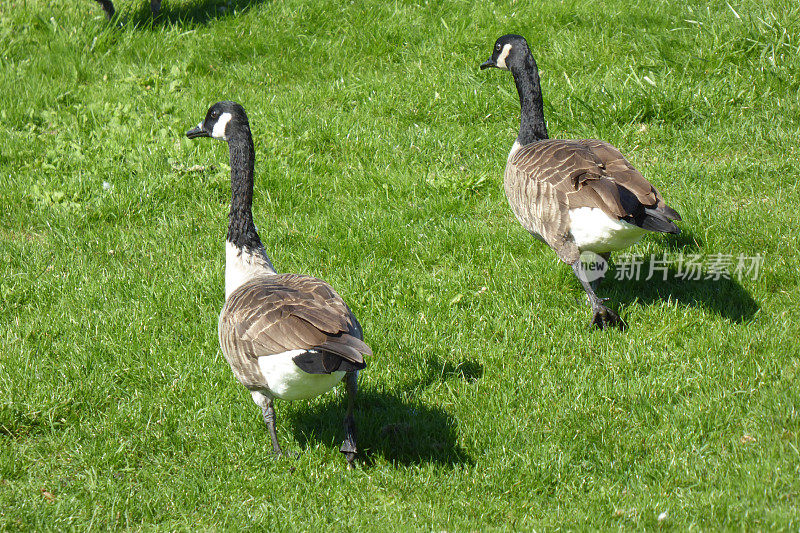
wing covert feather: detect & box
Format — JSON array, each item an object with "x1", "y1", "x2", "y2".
[{"x1": 219, "y1": 273, "x2": 372, "y2": 366}]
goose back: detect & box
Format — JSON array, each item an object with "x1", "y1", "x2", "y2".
[
  {"x1": 504, "y1": 138, "x2": 679, "y2": 263},
  {"x1": 218, "y1": 273, "x2": 370, "y2": 391}
]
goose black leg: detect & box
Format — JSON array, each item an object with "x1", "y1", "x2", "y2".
[
  {"x1": 150, "y1": 0, "x2": 162, "y2": 14},
  {"x1": 589, "y1": 252, "x2": 611, "y2": 293},
  {"x1": 260, "y1": 397, "x2": 284, "y2": 457},
  {"x1": 94, "y1": 0, "x2": 116, "y2": 19},
  {"x1": 572, "y1": 260, "x2": 626, "y2": 330},
  {"x1": 340, "y1": 371, "x2": 359, "y2": 469}
]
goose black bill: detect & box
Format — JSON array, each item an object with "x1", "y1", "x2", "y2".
[{"x1": 186, "y1": 125, "x2": 209, "y2": 139}]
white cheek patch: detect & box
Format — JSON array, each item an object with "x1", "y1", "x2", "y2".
[
  {"x1": 212, "y1": 112, "x2": 232, "y2": 140},
  {"x1": 496, "y1": 43, "x2": 512, "y2": 70}
]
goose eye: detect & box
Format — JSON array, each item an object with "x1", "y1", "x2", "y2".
[{"x1": 495, "y1": 44, "x2": 501, "y2": 51}]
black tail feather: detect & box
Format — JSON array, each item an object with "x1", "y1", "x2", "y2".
[
  {"x1": 641, "y1": 207, "x2": 680, "y2": 234},
  {"x1": 292, "y1": 350, "x2": 367, "y2": 375}
]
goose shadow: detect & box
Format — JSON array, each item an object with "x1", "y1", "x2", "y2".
[
  {"x1": 104, "y1": 0, "x2": 270, "y2": 27},
  {"x1": 287, "y1": 389, "x2": 473, "y2": 467},
  {"x1": 657, "y1": 227, "x2": 704, "y2": 253},
  {"x1": 598, "y1": 232, "x2": 760, "y2": 323},
  {"x1": 418, "y1": 356, "x2": 484, "y2": 387},
  {"x1": 611, "y1": 270, "x2": 759, "y2": 323}
]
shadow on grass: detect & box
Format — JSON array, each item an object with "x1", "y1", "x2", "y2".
[
  {"x1": 611, "y1": 270, "x2": 759, "y2": 323},
  {"x1": 288, "y1": 390, "x2": 473, "y2": 467},
  {"x1": 114, "y1": 0, "x2": 270, "y2": 27},
  {"x1": 599, "y1": 232, "x2": 760, "y2": 323},
  {"x1": 419, "y1": 356, "x2": 484, "y2": 388},
  {"x1": 0, "y1": 401, "x2": 76, "y2": 440},
  {"x1": 658, "y1": 227, "x2": 703, "y2": 253}
]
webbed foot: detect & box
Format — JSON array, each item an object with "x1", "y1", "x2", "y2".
[
  {"x1": 340, "y1": 441, "x2": 357, "y2": 469},
  {"x1": 591, "y1": 303, "x2": 626, "y2": 330}
]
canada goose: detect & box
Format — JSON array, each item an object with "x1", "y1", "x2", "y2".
[
  {"x1": 481, "y1": 34, "x2": 681, "y2": 329},
  {"x1": 186, "y1": 101, "x2": 372, "y2": 467},
  {"x1": 92, "y1": 0, "x2": 161, "y2": 19}
]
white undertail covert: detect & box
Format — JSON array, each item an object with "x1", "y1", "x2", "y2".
[
  {"x1": 256, "y1": 350, "x2": 346, "y2": 401},
  {"x1": 569, "y1": 207, "x2": 646, "y2": 253}
]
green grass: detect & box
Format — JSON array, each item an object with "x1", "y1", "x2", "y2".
[{"x1": 1, "y1": 0, "x2": 799, "y2": 529}]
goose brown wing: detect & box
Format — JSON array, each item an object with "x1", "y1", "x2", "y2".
[
  {"x1": 505, "y1": 140, "x2": 623, "y2": 262},
  {"x1": 509, "y1": 140, "x2": 631, "y2": 218},
  {"x1": 578, "y1": 139, "x2": 680, "y2": 220},
  {"x1": 505, "y1": 139, "x2": 680, "y2": 263},
  {"x1": 219, "y1": 273, "x2": 371, "y2": 380},
  {"x1": 509, "y1": 139, "x2": 680, "y2": 215}
]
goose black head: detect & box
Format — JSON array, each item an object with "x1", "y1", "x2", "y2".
[
  {"x1": 480, "y1": 34, "x2": 531, "y2": 71},
  {"x1": 186, "y1": 101, "x2": 249, "y2": 141}
]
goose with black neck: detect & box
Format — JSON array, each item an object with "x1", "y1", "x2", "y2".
[
  {"x1": 481, "y1": 34, "x2": 682, "y2": 329},
  {"x1": 187, "y1": 101, "x2": 372, "y2": 467}
]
